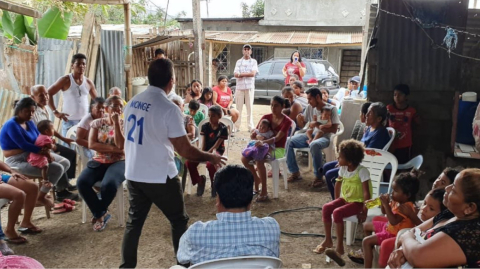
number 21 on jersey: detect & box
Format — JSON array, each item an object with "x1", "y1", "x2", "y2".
[{"x1": 127, "y1": 114, "x2": 144, "y2": 145}]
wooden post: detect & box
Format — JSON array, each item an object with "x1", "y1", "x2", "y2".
[
  {"x1": 124, "y1": 3, "x2": 133, "y2": 100},
  {"x1": 192, "y1": 0, "x2": 203, "y2": 80},
  {"x1": 208, "y1": 41, "x2": 212, "y2": 86}
]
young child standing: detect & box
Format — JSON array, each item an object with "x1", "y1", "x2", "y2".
[
  {"x1": 199, "y1": 87, "x2": 214, "y2": 108},
  {"x1": 186, "y1": 106, "x2": 228, "y2": 197},
  {"x1": 242, "y1": 119, "x2": 275, "y2": 162},
  {"x1": 27, "y1": 120, "x2": 55, "y2": 188},
  {"x1": 185, "y1": 99, "x2": 205, "y2": 126},
  {"x1": 387, "y1": 84, "x2": 420, "y2": 164},
  {"x1": 313, "y1": 139, "x2": 372, "y2": 264},
  {"x1": 361, "y1": 171, "x2": 420, "y2": 268},
  {"x1": 306, "y1": 107, "x2": 332, "y2": 144}
]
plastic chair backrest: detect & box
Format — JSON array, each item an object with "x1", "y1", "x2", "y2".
[
  {"x1": 383, "y1": 127, "x2": 396, "y2": 151},
  {"x1": 397, "y1": 155, "x2": 423, "y2": 170},
  {"x1": 335, "y1": 121, "x2": 345, "y2": 137},
  {"x1": 189, "y1": 256, "x2": 283, "y2": 269},
  {"x1": 361, "y1": 148, "x2": 398, "y2": 197},
  {"x1": 197, "y1": 117, "x2": 233, "y2": 157},
  {"x1": 199, "y1": 104, "x2": 209, "y2": 116},
  {"x1": 66, "y1": 125, "x2": 89, "y2": 168}
]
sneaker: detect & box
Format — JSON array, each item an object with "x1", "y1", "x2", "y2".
[{"x1": 56, "y1": 190, "x2": 80, "y2": 202}]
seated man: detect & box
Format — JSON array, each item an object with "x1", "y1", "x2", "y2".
[{"x1": 176, "y1": 165, "x2": 280, "y2": 266}]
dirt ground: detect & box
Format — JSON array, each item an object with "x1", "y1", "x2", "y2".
[{"x1": 3, "y1": 100, "x2": 364, "y2": 268}]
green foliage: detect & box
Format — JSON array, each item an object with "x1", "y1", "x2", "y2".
[
  {"x1": 1, "y1": 11, "x2": 14, "y2": 39},
  {"x1": 13, "y1": 15, "x2": 26, "y2": 43},
  {"x1": 23, "y1": 16, "x2": 36, "y2": 44},
  {"x1": 38, "y1": 7, "x2": 73, "y2": 40},
  {"x1": 241, "y1": 0, "x2": 264, "y2": 18}
]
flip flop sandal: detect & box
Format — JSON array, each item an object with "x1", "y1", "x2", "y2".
[
  {"x1": 312, "y1": 245, "x2": 328, "y2": 254},
  {"x1": 255, "y1": 195, "x2": 269, "y2": 203},
  {"x1": 18, "y1": 226, "x2": 42, "y2": 234},
  {"x1": 325, "y1": 249, "x2": 346, "y2": 267},
  {"x1": 287, "y1": 174, "x2": 303, "y2": 183},
  {"x1": 0, "y1": 242, "x2": 14, "y2": 255},
  {"x1": 268, "y1": 170, "x2": 282, "y2": 178},
  {"x1": 311, "y1": 178, "x2": 324, "y2": 188},
  {"x1": 53, "y1": 203, "x2": 74, "y2": 214},
  {"x1": 93, "y1": 213, "x2": 111, "y2": 232},
  {"x1": 62, "y1": 199, "x2": 77, "y2": 206},
  {"x1": 5, "y1": 236, "x2": 27, "y2": 245}
]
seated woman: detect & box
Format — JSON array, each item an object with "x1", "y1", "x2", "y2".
[
  {"x1": 291, "y1": 81, "x2": 308, "y2": 109},
  {"x1": 183, "y1": 79, "x2": 202, "y2": 104},
  {"x1": 212, "y1": 75, "x2": 239, "y2": 124},
  {"x1": 0, "y1": 97, "x2": 69, "y2": 209},
  {"x1": 388, "y1": 168, "x2": 480, "y2": 268},
  {"x1": 0, "y1": 160, "x2": 40, "y2": 245},
  {"x1": 281, "y1": 86, "x2": 303, "y2": 125},
  {"x1": 76, "y1": 96, "x2": 126, "y2": 232},
  {"x1": 76, "y1": 97, "x2": 106, "y2": 158},
  {"x1": 322, "y1": 102, "x2": 391, "y2": 200},
  {"x1": 170, "y1": 95, "x2": 196, "y2": 141},
  {"x1": 241, "y1": 96, "x2": 293, "y2": 202}
]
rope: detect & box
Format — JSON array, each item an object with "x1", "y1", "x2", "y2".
[{"x1": 267, "y1": 206, "x2": 326, "y2": 237}]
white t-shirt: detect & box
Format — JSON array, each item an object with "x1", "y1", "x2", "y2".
[
  {"x1": 313, "y1": 104, "x2": 340, "y2": 139},
  {"x1": 233, "y1": 57, "x2": 258, "y2": 90},
  {"x1": 338, "y1": 165, "x2": 370, "y2": 182},
  {"x1": 123, "y1": 86, "x2": 187, "y2": 184},
  {"x1": 78, "y1": 113, "x2": 94, "y2": 131}
]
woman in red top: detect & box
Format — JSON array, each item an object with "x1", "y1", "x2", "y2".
[
  {"x1": 241, "y1": 96, "x2": 293, "y2": 202},
  {"x1": 212, "y1": 75, "x2": 239, "y2": 124},
  {"x1": 282, "y1": 51, "x2": 306, "y2": 86}
]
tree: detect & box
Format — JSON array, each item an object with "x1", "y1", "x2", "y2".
[
  {"x1": 250, "y1": 0, "x2": 265, "y2": 17},
  {"x1": 241, "y1": 0, "x2": 264, "y2": 18}
]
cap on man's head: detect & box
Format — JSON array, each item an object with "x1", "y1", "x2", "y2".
[
  {"x1": 243, "y1": 44, "x2": 252, "y2": 49},
  {"x1": 350, "y1": 76, "x2": 361, "y2": 83},
  {"x1": 307, "y1": 78, "x2": 318, "y2": 86}
]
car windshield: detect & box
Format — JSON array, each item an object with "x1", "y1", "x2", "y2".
[{"x1": 311, "y1": 62, "x2": 336, "y2": 78}]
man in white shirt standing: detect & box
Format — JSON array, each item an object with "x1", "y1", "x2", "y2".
[
  {"x1": 233, "y1": 44, "x2": 258, "y2": 132},
  {"x1": 47, "y1": 53, "x2": 98, "y2": 145},
  {"x1": 120, "y1": 58, "x2": 226, "y2": 268}
]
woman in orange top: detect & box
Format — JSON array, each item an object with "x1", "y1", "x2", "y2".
[{"x1": 212, "y1": 75, "x2": 239, "y2": 125}]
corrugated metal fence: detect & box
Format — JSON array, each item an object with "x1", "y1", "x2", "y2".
[
  {"x1": 36, "y1": 38, "x2": 74, "y2": 89},
  {"x1": 95, "y1": 30, "x2": 125, "y2": 98}
]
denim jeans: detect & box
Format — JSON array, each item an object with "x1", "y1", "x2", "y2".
[
  {"x1": 0, "y1": 224, "x2": 5, "y2": 240},
  {"x1": 76, "y1": 160, "x2": 126, "y2": 219},
  {"x1": 286, "y1": 133, "x2": 330, "y2": 178},
  {"x1": 323, "y1": 161, "x2": 340, "y2": 200},
  {"x1": 61, "y1": 120, "x2": 81, "y2": 147}
]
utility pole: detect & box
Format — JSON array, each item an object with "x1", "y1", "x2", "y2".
[{"x1": 192, "y1": 0, "x2": 204, "y2": 80}]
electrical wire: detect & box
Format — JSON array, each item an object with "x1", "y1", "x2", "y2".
[
  {"x1": 370, "y1": 2, "x2": 480, "y2": 61},
  {"x1": 268, "y1": 207, "x2": 325, "y2": 237}
]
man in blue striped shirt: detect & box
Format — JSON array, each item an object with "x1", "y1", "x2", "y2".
[{"x1": 177, "y1": 165, "x2": 280, "y2": 265}]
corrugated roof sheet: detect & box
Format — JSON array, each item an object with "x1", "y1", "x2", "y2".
[{"x1": 133, "y1": 30, "x2": 362, "y2": 49}]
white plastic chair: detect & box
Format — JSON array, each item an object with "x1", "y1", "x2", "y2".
[
  {"x1": 397, "y1": 155, "x2": 423, "y2": 170},
  {"x1": 185, "y1": 256, "x2": 282, "y2": 269},
  {"x1": 266, "y1": 121, "x2": 296, "y2": 199},
  {"x1": 199, "y1": 103, "x2": 209, "y2": 116},
  {"x1": 66, "y1": 125, "x2": 126, "y2": 227},
  {"x1": 185, "y1": 117, "x2": 234, "y2": 195},
  {"x1": 295, "y1": 122, "x2": 344, "y2": 172},
  {"x1": 343, "y1": 148, "x2": 398, "y2": 245},
  {"x1": 383, "y1": 127, "x2": 396, "y2": 151}
]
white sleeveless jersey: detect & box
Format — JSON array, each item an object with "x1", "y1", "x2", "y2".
[{"x1": 62, "y1": 73, "x2": 90, "y2": 120}]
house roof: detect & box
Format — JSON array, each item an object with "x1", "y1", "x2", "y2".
[{"x1": 133, "y1": 30, "x2": 363, "y2": 49}]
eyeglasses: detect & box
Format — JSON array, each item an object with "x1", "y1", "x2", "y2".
[{"x1": 77, "y1": 86, "x2": 82, "y2": 97}]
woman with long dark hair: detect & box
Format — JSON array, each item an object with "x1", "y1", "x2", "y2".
[{"x1": 282, "y1": 50, "x2": 306, "y2": 86}]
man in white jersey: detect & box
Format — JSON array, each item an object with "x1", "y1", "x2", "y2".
[
  {"x1": 233, "y1": 44, "x2": 258, "y2": 132},
  {"x1": 120, "y1": 59, "x2": 226, "y2": 268},
  {"x1": 47, "y1": 53, "x2": 98, "y2": 145}
]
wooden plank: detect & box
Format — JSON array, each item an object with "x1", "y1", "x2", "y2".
[
  {"x1": 61, "y1": 0, "x2": 127, "y2": 4},
  {"x1": 88, "y1": 24, "x2": 101, "y2": 80},
  {"x1": 77, "y1": 11, "x2": 95, "y2": 56},
  {"x1": 0, "y1": 0, "x2": 42, "y2": 18}
]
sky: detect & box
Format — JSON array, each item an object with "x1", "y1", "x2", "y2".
[{"x1": 150, "y1": 0, "x2": 259, "y2": 18}]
